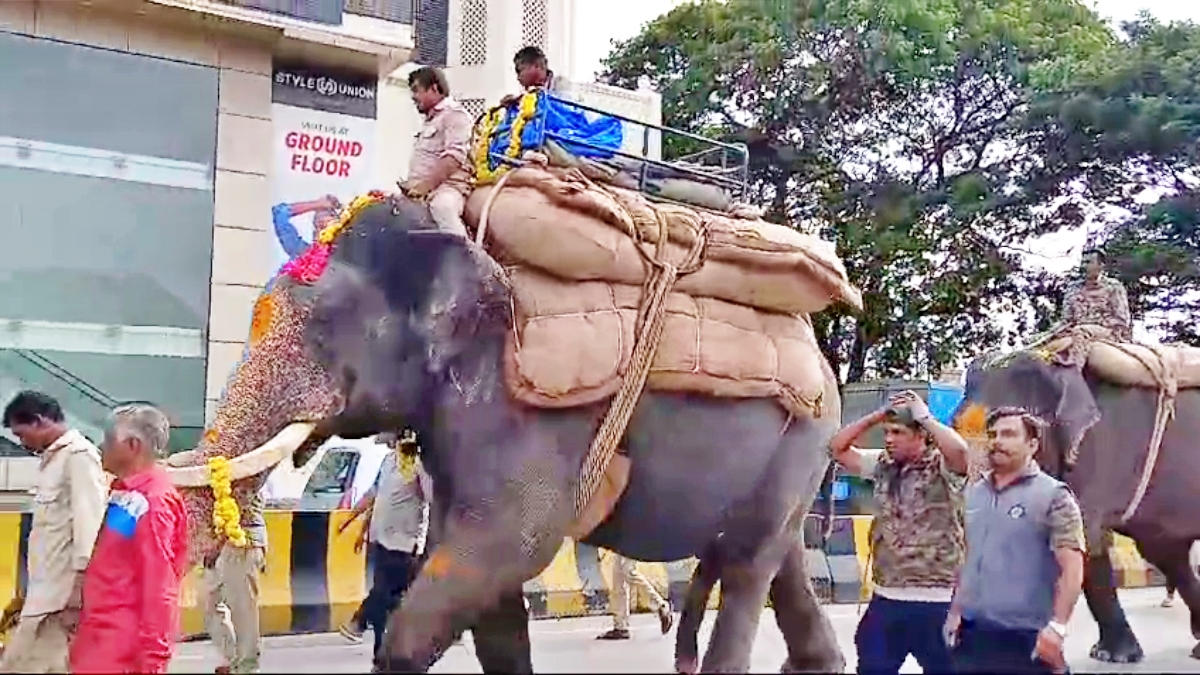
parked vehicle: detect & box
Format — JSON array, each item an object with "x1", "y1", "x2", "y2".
[{"x1": 263, "y1": 436, "x2": 389, "y2": 511}]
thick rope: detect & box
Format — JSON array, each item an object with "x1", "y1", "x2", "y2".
[{"x1": 574, "y1": 207, "x2": 707, "y2": 516}]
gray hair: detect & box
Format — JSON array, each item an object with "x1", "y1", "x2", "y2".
[{"x1": 108, "y1": 404, "x2": 171, "y2": 457}]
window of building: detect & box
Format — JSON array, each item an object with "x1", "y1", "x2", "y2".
[
  {"x1": 345, "y1": 0, "x2": 415, "y2": 24},
  {"x1": 458, "y1": 0, "x2": 488, "y2": 67},
  {"x1": 0, "y1": 33, "x2": 217, "y2": 454}
]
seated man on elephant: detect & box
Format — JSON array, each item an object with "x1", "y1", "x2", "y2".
[
  {"x1": 400, "y1": 66, "x2": 473, "y2": 237},
  {"x1": 829, "y1": 391, "x2": 971, "y2": 675}
]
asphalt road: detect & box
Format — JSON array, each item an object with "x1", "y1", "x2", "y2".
[{"x1": 169, "y1": 588, "x2": 1198, "y2": 673}]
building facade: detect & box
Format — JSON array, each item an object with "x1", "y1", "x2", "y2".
[{"x1": 0, "y1": 0, "x2": 659, "y2": 488}]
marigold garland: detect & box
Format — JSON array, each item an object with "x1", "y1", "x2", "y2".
[
  {"x1": 208, "y1": 456, "x2": 248, "y2": 547},
  {"x1": 473, "y1": 92, "x2": 540, "y2": 184},
  {"x1": 281, "y1": 190, "x2": 388, "y2": 284}
]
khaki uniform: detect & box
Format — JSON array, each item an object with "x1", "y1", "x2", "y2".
[
  {"x1": 609, "y1": 555, "x2": 668, "y2": 631},
  {"x1": 409, "y1": 97, "x2": 472, "y2": 237},
  {"x1": 201, "y1": 493, "x2": 267, "y2": 674},
  {"x1": 1, "y1": 431, "x2": 107, "y2": 674}
]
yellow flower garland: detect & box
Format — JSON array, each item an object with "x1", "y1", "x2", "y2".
[
  {"x1": 208, "y1": 456, "x2": 248, "y2": 547},
  {"x1": 473, "y1": 92, "x2": 540, "y2": 184},
  {"x1": 316, "y1": 192, "x2": 388, "y2": 246}
]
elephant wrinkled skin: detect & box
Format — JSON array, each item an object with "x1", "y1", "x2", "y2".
[
  {"x1": 187, "y1": 196, "x2": 846, "y2": 673},
  {"x1": 952, "y1": 353, "x2": 1200, "y2": 662}
]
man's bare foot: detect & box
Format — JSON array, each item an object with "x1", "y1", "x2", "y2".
[{"x1": 658, "y1": 606, "x2": 675, "y2": 635}]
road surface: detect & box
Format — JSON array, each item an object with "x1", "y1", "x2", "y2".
[{"x1": 169, "y1": 588, "x2": 1197, "y2": 673}]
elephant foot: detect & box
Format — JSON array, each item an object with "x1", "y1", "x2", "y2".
[
  {"x1": 675, "y1": 656, "x2": 698, "y2": 674},
  {"x1": 1089, "y1": 636, "x2": 1144, "y2": 664},
  {"x1": 1191, "y1": 642, "x2": 1200, "y2": 660},
  {"x1": 780, "y1": 653, "x2": 845, "y2": 673}
]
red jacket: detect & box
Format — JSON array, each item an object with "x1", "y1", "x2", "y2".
[{"x1": 69, "y1": 465, "x2": 188, "y2": 674}]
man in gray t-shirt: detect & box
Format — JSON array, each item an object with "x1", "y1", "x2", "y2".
[{"x1": 336, "y1": 432, "x2": 431, "y2": 657}]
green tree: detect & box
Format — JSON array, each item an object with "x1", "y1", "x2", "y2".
[
  {"x1": 1024, "y1": 15, "x2": 1200, "y2": 345},
  {"x1": 600, "y1": 0, "x2": 1114, "y2": 382}
]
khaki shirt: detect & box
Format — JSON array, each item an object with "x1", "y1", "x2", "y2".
[
  {"x1": 408, "y1": 96, "x2": 472, "y2": 196},
  {"x1": 24, "y1": 430, "x2": 108, "y2": 617}
]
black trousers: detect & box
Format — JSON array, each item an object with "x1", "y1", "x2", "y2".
[
  {"x1": 362, "y1": 543, "x2": 421, "y2": 655},
  {"x1": 854, "y1": 596, "x2": 955, "y2": 675},
  {"x1": 953, "y1": 619, "x2": 1069, "y2": 674}
]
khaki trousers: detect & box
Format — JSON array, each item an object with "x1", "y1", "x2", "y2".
[
  {"x1": 610, "y1": 555, "x2": 667, "y2": 631},
  {"x1": 202, "y1": 545, "x2": 265, "y2": 674},
  {"x1": 0, "y1": 613, "x2": 69, "y2": 673},
  {"x1": 427, "y1": 187, "x2": 468, "y2": 237}
]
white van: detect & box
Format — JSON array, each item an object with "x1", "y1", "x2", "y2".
[{"x1": 263, "y1": 436, "x2": 390, "y2": 511}]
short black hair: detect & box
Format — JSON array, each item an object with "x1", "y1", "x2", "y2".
[
  {"x1": 985, "y1": 406, "x2": 1046, "y2": 445},
  {"x1": 883, "y1": 406, "x2": 924, "y2": 431},
  {"x1": 1083, "y1": 248, "x2": 1105, "y2": 264},
  {"x1": 407, "y1": 66, "x2": 450, "y2": 95},
  {"x1": 514, "y1": 46, "x2": 547, "y2": 67},
  {"x1": 3, "y1": 391, "x2": 65, "y2": 427}
]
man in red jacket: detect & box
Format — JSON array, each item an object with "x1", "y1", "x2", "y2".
[{"x1": 69, "y1": 404, "x2": 189, "y2": 674}]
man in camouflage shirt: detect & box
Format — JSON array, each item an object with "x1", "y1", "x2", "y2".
[
  {"x1": 1062, "y1": 250, "x2": 1132, "y2": 342},
  {"x1": 830, "y1": 391, "x2": 971, "y2": 675}
]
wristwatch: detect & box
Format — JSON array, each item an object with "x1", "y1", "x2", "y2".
[{"x1": 1047, "y1": 621, "x2": 1068, "y2": 638}]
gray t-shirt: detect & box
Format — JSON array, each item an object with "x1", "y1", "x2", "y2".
[{"x1": 369, "y1": 452, "x2": 431, "y2": 554}]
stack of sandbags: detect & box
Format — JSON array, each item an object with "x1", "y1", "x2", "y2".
[
  {"x1": 501, "y1": 265, "x2": 829, "y2": 418},
  {"x1": 465, "y1": 166, "x2": 862, "y2": 316}
]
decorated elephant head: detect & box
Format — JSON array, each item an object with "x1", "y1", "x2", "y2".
[
  {"x1": 163, "y1": 193, "x2": 513, "y2": 566},
  {"x1": 951, "y1": 352, "x2": 1100, "y2": 481}
]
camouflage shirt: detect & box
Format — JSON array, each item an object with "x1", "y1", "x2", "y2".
[
  {"x1": 858, "y1": 448, "x2": 967, "y2": 589},
  {"x1": 1063, "y1": 274, "x2": 1132, "y2": 342}
]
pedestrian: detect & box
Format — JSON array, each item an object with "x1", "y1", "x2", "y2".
[
  {"x1": 1160, "y1": 543, "x2": 1200, "y2": 608},
  {"x1": 595, "y1": 553, "x2": 674, "y2": 640},
  {"x1": 0, "y1": 391, "x2": 108, "y2": 673},
  {"x1": 335, "y1": 431, "x2": 431, "y2": 658},
  {"x1": 165, "y1": 460, "x2": 268, "y2": 672},
  {"x1": 69, "y1": 404, "x2": 189, "y2": 674},
  {"x1": 829, "y1": 390, "x2": 971, "y2": 675},
  {"x1": 401, "y1": 66, "x2": 472, "y2": 236},
  {"x1": 945, "y1": 406, "x2": 1086, "y2": 674}
]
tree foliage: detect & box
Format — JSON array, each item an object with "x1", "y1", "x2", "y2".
[
  {"x1": 600, "y1": 1, "x2": 1198, "y2": 382},
  {"x1": 598, "y1": 0, "x2": 1114, "y2": 382}
]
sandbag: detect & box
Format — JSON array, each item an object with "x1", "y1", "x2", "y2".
[
  {"x1": 466, "y1": 166, "x2": 862, "y2": 316},
  {"x1": 502, "y1": 265, "x2": 828, "y2": 419},
  {"x1": 1085, "y1": 341, "x2": 1200, "y2": 390}
]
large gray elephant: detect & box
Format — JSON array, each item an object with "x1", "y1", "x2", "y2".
[
  {"x1": 951, "y1": 352, "x2": 1200, "y2": 662},
  {"x1": 182, "y1": 195, "x2": 847, "y2": 673}
]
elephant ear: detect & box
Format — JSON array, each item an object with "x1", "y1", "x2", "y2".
[
  {"x1": 406, "y1": 231, "x2": 512, "y2": 374},
  {"x1": 1045, "y1": 362, "x2": 1101, "y2": 470}
]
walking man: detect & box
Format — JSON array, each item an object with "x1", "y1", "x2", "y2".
[
  {"x1": 595, "y1": 554, "x2": 674, "y2": 640},
  {"x1": 829, "y1": 390, "x2": 970, "y2": 675},
  {"x1": 945, "y1": 407, "x2": 1086, "y2": 674},
  {"x1": 0, "y1": 391, "x2": 108, "y2": 673},
  {"x1": 336, "y1": 431, "x2": 431, "y2": 658},
  {"x1": 401, "y1": 66, "x2": 472, "y2": 237},
  {"x1": 165, "y1": 456, "x2": 267, "y2": 673},
  {"x1": 69, "y1": 404, "x2": 189, "y2": 674}
]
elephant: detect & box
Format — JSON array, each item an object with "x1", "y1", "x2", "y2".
[
  {"x1": 951, "y1": 352, "x2": 1200, "y2": 662},
  {"x1": 163, "y1": 194, "x2": 848, "y2": 673}
]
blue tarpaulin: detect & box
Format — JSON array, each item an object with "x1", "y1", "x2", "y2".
[
  {"x1": 483, "y1": 91, "x2": 624, "y2": 173},
  {"x1": 928, "y1": 384, "x2": 964, "y2": 425}
]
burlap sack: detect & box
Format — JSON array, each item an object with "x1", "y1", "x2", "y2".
[
  {"x1": 1086, "y1": 341, "x2": 1200, "y2": 390},
  {"x1": 466, "y1": 167, "x2": 862, "y2": 315},
  {"x1": 502, "y1": 265, "x2": 828, "y2": 419}
]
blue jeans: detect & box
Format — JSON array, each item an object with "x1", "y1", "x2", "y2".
[
  {"x1": 363, "y1": 543, "x2": 420, "y2": 656},
  {"x1": 854, "y1": 595, "x2": 954, "y2": 675},
  {"x1": 953, "y1": 618, "x2": 1068, "y2": 674}
]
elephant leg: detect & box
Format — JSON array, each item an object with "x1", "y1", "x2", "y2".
[
  {"x1": 699, "y1": 553, "x2": 778, "y2": 673},
  {"x1": 375, "y1": 458, "x2": 573, "y2": 672},
  {"x1": 469, "y1": 589, "x2": 534, "y2": 674},
  {"x1": 1135, "y1": 537, "x2": 1200, "y2": 658},
  {"x1": 676, "y1": 545, "x2": 721, "y2": 674},
  {"x1": 1083, "y1": 548, "x2": 1144, "y2": 663},
  {"x1": 769, "y1": 539, "x2": 844, "y2": 673}
]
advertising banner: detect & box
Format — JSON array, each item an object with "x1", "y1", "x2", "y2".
[{"x1": 269, "y1": 64, "x2": 379, "y2": 271}]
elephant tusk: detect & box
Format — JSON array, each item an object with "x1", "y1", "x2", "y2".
[{"x1": 163, "y1": 422, "x2": 317, "y2": 488}]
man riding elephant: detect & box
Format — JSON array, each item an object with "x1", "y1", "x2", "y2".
[{"x1": 951, "y1": 248, "x2": 1200, "y2": 667}]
